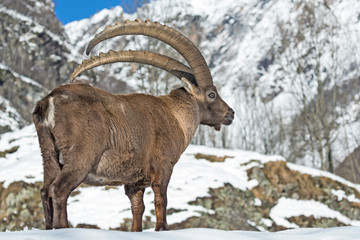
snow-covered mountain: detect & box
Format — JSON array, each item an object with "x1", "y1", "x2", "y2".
[
  {"x1": 1, "y1": 0, "x2": 359, "y2": 173},
  {"x1": 64, "y1": 0, "x2": 360, "y2": 173},
  {"x1": 0, "y1": 0, "x2": 78, "y2": 132}
]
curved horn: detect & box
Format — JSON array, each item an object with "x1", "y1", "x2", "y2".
[
  {"x1": 86, "y1": 19, "x2": 213, "y2": 88},
  {"x1": 70, "y1": 50, "x2": 195, "y2": 83}
]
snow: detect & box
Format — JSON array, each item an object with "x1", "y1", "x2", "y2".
[
  {"x1": 64, "y1": 6, "x2": 125, "y2": 56},
  {"x1": 270, "y1": 197, "x2": 360, "y2": 229},
  {"x1": 0, "y1": 125, "x2": 42, "y2": 185},
  {"x1": 1, "y1": 227, "x2": 360, "y2": 240},
  {"x1": 0, "y1": 63, "x2": 43, "y2": 88},
  {"x1": 331, "y1": 189, "x2": 360, "y2": 204},
  {"x1": 0, "y1": 97, "x2": 26, "y2": 131},
  {"x1": 63, "y1": 0, "x2": 360, "y2": 155},
  {"x1": 0, "y1": 6, "x2": 73, "y2": 55}
]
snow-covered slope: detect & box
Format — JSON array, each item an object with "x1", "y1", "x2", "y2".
[
  {"x1": 1, "y1": 126, "x2": 360, "y2": 231},
  {"x1": 0, "y1": 125, "x2": 279, "y2": 229}
]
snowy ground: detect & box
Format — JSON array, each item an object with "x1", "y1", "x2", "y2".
[
  {"x1": 1, "y1": 125, "x2": 360, "y2": 231},
  {"x1": 1, "y1": 227, "x2": 360, "y2": 240},
  {"x1": 0, "y1": 125, "x2": 285, "y2": 229}
]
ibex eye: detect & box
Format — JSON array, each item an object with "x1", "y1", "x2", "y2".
[{"x1": 208, "y1": 92, "x2": 216, "y2": 99}]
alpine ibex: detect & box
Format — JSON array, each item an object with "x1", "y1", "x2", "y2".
[{"x1": 33, "y1": 19, "x2": 234, "y2": 231}]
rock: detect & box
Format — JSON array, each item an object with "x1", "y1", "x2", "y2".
[
  {"x1": 170, "y1": 183, "x2": 259, "y2": 231},
  {"x1": 288, "y1": 216, "x2": 347, "y2": 228},
  {"x1": 171, "y1": 160, "x2": 360, "y2": 231},
  {"x1": 194, "y1": 153, "x2": 233, "y2": 162},
  {"x1": 0, "y1": 146, "x2": 19, "y2": 158},
  {"x1": 76, "y1": 223, "x2": 100, "y2": 229},
  {"x1": 0, "y1": 181, "x2": 44, "y2": 231}
]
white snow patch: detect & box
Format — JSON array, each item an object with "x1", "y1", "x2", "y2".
[
  {"x1": 254, "y1": 198, "x2": 262, "y2": 206},
  {"x1": 0, "y1": 97, "x2": 25, "y2": 131},
  {"x1": 261, "y1": 218, "x2": 273, "y2": 227},
  {"x1": 0, "y1": 125, "x2": 42, "y2": 186},
  {"x1": 331, "y1": 189, "x2": 360, "y2": 204},
  {"x1": 0, "y1": 63, "x2": 43, "y2": 88},
  {"x1": 270, "y1": 197, "x2": 360, "y2": 229}
]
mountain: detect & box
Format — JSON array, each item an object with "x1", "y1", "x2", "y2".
[
  {"x1": 0, "y1": 0, "x2": 82, "y2": 132},
  {"x1": 64, "y1": 0, "x2": 360, "y2": 175}
]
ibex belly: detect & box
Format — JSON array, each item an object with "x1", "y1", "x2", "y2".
[{"x1": 83, "y1": 149, "x2": 149, "y2": 186}]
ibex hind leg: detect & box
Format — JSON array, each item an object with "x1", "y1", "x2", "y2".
[
  {"x1": 36, "y1": 125, "x2": 61, "y2": 229},
  {"x1": 151, "y1": 172, "x2": 170, "y2": 231},
  {"x1": 41, "y1": 158, "x2": 61, "y2": 229},
  {"x1": 125, "y1": 184, "x2": 145, "y2": 232},
  {"x1": 48, "y1": 150, "x2": 97, "y2": 229}
]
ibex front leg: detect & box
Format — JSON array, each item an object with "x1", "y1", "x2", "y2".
[
  {"x1": 125, "y1": 184, "x2": 145, "y2": 232},
  {"x1": 151, "y1": 173, "x2": 170, "y2": 231}
]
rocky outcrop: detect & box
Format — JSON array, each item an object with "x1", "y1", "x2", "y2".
[
  {"x1": 169, "y1": 183, "x2": 259, "y2": 231},
  {"x1": 169, "y1": 160, "x2": 360, "y2": 231}
]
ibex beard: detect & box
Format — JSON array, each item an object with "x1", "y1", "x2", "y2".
[{"x1": 33, "y1": 19, "x2": 234, "y2": 231}]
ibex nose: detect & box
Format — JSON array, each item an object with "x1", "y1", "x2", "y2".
[
  {"x1": 223, "y1": 107, "x2": 234, "y2": 126},
  {"x1": 228, "y1": 107, "x2": 235, "y2": 120}
]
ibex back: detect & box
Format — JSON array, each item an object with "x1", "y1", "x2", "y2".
[{"x1": 33, "y1": 19, "x2": 234, "y2": 231}]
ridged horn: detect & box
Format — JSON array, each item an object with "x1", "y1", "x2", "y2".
[
  {"x1": 85, "y1": 19, "x2": 213, "y2": 88},
  {"x1": 70, "y1": 50, "x2": 195, "y2": 84}
]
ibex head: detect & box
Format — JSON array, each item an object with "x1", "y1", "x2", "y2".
[
  {"x1": 71, "y1": 19, "x2": 234, "y2": 131},
  {"x1": 180, "y1": 77, "x2": 234, "y2": 131}
]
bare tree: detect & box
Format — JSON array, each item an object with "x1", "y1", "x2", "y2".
[{"x1": 277, "y1": 0, "x2": 360, "y2": 172}]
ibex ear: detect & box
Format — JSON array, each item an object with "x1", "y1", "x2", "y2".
[{"x1": 181, "y1": 77, "x2": 197, "y2": 95}]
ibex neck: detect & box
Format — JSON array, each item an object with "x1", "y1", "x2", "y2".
[{"x1": 163, "y1": 88, "x2": 201, "y2": 148}]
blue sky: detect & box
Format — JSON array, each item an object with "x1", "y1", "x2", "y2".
[{"x1": 54, "y1": 0, "x2": 147, "y2": 24}]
